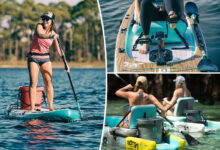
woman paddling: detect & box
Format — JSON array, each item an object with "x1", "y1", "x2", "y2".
[
  {"x1": 115, "y1": 76, "x2": 167, "y2": 128},
  {"x1": 27, "y1": 11, "x2": 63, "y2": 112},
  {"x1": 135, "y1": 0, "x2": 186, "y2": 54},
  {"x1": 163, "y1": 75, "x2": 191, "y2": 116}
]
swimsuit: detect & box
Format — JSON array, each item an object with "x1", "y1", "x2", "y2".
[{"x1": 27, "y1": 29, "x2": 53, "y2": 66}]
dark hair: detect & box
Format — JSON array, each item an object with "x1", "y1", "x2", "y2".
[{"x1": 50, "y1": 19, "x2": 56, "y2": 31}]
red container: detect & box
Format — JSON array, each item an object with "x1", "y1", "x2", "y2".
[{"x1": 19, "y1": 86, "x2": 44, "y2": 110}]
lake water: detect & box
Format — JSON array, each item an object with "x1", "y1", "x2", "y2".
[
  {"x1": 0, "y1": 68, "x2": 105, "y2": 150},
  {"x1": 99, "y1": 0, "x2": 220, "y2": 72},
  {"x1": 102, "y1": 99, "x2": 220, "y2": 150}
]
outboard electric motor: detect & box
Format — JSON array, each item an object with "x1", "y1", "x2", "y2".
[
  {"x1": 137, "y1": 118, "x2": 163, "y2": 143},
  {"x1": 185, "y1": 110, "x2": 206, "y2": 124},
  {"x1": 149, "y1": 32, "x2": 173, "y2": 65}
]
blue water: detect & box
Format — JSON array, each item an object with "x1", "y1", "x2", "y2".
[
  {"x1": 99, "y1": 0, "x2": 220, "y2": 72},
  {"x1": 0, "y1": 68, "x2": 105, "y2": 150}
]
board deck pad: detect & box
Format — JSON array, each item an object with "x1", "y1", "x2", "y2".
[{"x1": 115, "y1": 2, "x2": 205, "y2": 72}]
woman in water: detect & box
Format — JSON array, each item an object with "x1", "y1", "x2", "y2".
[
  {"x1": 163, "y1": 75, "x2": 191, "y2": 116},
  {"x1": 135, "y1": 0, "x2": 186, "y2": 54},
  {"x1": 115, "y1": 76, "x2": 167, "y2": 128},
  {"x1": 27, "y1": 11, "x2": 63, "y2": 112}
]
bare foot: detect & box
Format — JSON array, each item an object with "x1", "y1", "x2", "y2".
[
  {"x1": 168, "y1": 11, "x2": 177, "y2": 29},
  {"x1": 138, "y1": 44, "x2": 148, "y2": 54},
  {"x1": 26, "y1": 109, "x2": 35, "y2": 114},
  {"x1": 49, "y1": 108, "x2": 55, "y2": 111}
]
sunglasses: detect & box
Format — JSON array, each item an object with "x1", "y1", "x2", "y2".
[{"x1": 42, "y1": 17, "x2": 51, "y2": 21}]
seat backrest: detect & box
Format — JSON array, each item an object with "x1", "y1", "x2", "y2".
[
  {"x1": 130, "y1": 104, "x2": 156, "y2": 129},
  {"x1": 132, "y1": 11, "x2": 187, "y2": 43},
  {"x1": 173, "y1": 97, "x2": 195, "y2": 116}
]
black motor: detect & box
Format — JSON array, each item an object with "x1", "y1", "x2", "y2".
[{"x1": 149, "y1": 31, "x2": 173, "y2": 65}]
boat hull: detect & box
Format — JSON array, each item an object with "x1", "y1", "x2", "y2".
[
  {"x1": 5, "y1": 108, "x2": 81, "y2": 122},
  {"x1": 163, "y1": 116, "x2": 220, "y2": 133},
  {"x1": 103, "y1": 116, "x2": 185, "y2": 150}
]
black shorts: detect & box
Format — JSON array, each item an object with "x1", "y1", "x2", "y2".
[{"x1": 28, "y1": 57, "x2": 51, "y2": 66}]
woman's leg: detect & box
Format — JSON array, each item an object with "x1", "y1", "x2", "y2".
[
  {"x1": 139, "y1": 0, "x2": 160, "y2": 53},
  {"x1": 28, "y1": 61, "x2": 39, "y2": 112},
  {"x1": 164, "y1": 0, "x2": 186, "y2": 28},
  {"x1": 40, "y1": 61, "x2": 54, "y2": 111},
  {"x1": 166, "y1": 110, "x2": 174, "y2": 116}
]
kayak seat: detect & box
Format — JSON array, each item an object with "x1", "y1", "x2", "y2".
[
  {"x1": 173, "y1": 97, "x2": 195, "y2": 116},
  {"x1": 105, "y1": 116, "x2": 122, "y2": 128},
  {"x1": 130, "y1": 104, "x2": 156, "y2": 129},
  {"x1": 132, "y1": 12, "x2": 187, "y2": 44}
]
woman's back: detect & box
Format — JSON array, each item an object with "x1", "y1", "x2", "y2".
[{"x1": 127, "y1": 90, "x2": 152, "y2": 107}]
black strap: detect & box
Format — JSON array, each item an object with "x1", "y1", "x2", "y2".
[
  {"x1": 42, "y1": 91, "x2": 47, "y2": 107},
  {"x1": 28, "y1": 52, "x2": 50, "y2": 56},
  {"x1": 174, "y1": 28, "x2": 189, "y2": 49},
  {"x1": 132, "y1": 32, "x2": 144, "y2": 51}
]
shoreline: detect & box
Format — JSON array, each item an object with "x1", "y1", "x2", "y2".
[{"x1": 0, "y1": 61, "x2": 106, "y2": 69}]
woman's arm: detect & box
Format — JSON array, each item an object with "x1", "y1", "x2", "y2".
[
  {"x1": 36, "y1": 24, "x2": 52, "y2": 39},
  {"x1": 54, "y1": 38, "x2": 70, "y2": 72},
  {"x1": 164, "y1": 90, "x2": 179, "y2": 111},
  {"x1": 135, "y1": 0, "x2": 141, "y2": 24},
  {"x1": 115, "y1": 84, "x2": 133, "y2": 99},
  {"x1": 148, "y1": 94, "x2": 166, "y2": 112},
  {"x1": 54, "y1": 39, "x2": 62, "y2": 58}
]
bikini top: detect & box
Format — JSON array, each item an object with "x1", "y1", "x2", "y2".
[{"x1": 177, "y1": 88, "x2": 184, "y2": 97}]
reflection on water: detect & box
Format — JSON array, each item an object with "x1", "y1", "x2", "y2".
[{"x1": 23, "y1": 119, "x2": 58, "y2": 146}]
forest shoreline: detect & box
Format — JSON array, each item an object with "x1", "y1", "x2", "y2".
[{"x1": 0, "y1": 61, "x2": 105, "y2": 68}]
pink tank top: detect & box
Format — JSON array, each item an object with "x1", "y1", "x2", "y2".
[{"x1": 29, "y1": 34, "x2": 54, "y2": 59}]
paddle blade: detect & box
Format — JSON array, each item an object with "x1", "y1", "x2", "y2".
[
  {"x1": 198, "y1": 58, "x2": 219, "y2": 72},
  {"x1": 185, "y1": 2, "x2": 199, "y2": 16},
  {"x1": 181, "y1": 131, "x2": 200, "y2": 146}
]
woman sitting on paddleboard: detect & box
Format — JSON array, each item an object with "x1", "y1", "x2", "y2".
[
  {"x1": 135, "y1": 0, "x2": 186, "y2": 54},
  {"x1": 115, "y1": 76, "x2": 167, "y2": 128},
  {"x1": 163, "y1": 75, "x2": 191, "y2": 116},
  {"x1": 27, "y1": 12, "x2": 62, "y2": 112}
]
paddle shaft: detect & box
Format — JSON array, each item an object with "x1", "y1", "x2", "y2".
[
  {"x1": 57, "y1": 39, "x2": 83, "y2": 119},
  {"x1": 116, "y1": 110, "x2": 131, "y2": 127},
  {"x1": 115, "y1": 74, "x2": 128, "y2": 85}
]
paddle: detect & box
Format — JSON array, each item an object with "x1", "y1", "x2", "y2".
[
  {"x1": 185, "y1": 2, "x2": 219, "y2": 72},
  {"x1": 156, "y1": 110, "x2": 200, "y2": 146},
  {"x1": 115, "y1": 74, "x2": 200, "y2": 146},
  {"x1": 116, "y1": 110, "x2": 131, "y2": 127},
  {"x1": 57, "y1": 38, "x2": 83, "y2": 119},
  {"x1": 115, "y1": 74, "x2": 128, "y2": 85},
  {"x1": 198, "y1": 56, "x2": 219, "y2": 72}
]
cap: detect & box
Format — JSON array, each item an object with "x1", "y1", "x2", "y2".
[
  {"x1": 173, "y1": 76, "x2": 185, "y2": 83},
  {"x1": 135, "y1": 76, "x2": 147, "y2": 87},
  {"x1": 41, "y1": 11, "x2": 55, "y2": 20}
]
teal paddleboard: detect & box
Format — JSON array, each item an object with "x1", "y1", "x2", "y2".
[{"x1": 5, "y1": 106, "x2": 81, "y2": 122}]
